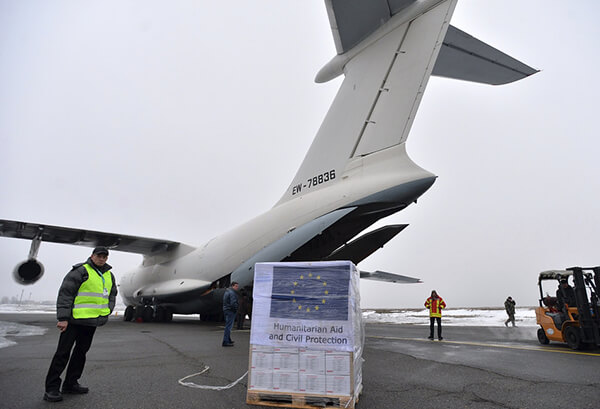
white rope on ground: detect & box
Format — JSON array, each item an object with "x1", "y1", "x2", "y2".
[
  {"x1": 180, "y1": 366, "x2": 356, "y2": 407},
  {"x1": 178, "y1": 366, "x2": 248, "y2": 390}
]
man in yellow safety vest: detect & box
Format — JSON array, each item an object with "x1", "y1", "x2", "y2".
[{"x1": 43, "y1": 246, "x2": 117, "y2": 402}]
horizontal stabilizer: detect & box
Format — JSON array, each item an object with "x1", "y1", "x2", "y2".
[
  {"x1": 360, "y1": 270, "x2": 422, "y2": 284},
  {"x1": 0, "y1": 219, "x2": 194, "y2": 256},
  {"x1": 326, "y1": 0, "x2": 388, "y2": 54},
  {"x1": 326, "y1": 0, "x2": 422, "y2": 54},
  {"x1": 432, "y1": 25, "x2": 539, "y2": 85},
  {"x1": 325, "y1": 224, "x2": 408, "y2": 264}
]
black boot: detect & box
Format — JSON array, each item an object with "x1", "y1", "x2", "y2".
[{"x1": 43, "y1": 391, "x2": 63, "y2": 402}]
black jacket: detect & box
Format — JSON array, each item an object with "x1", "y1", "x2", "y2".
[
  {"x1": 556, "y1": 284, "x2": 576, "y2": 309},
  {"x1": 504, "y1": 298, "x2": 516, "y2": 315},
  {"x1": 223, "y1": 288, "x2": 238, "y2": 313},
  {"x1": 56, "y1": 257, "x2": 118, "y2": 326}
]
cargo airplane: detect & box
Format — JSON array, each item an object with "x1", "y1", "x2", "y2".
[{"x1": 1, "y1": 0, "x2": 536, "y2": 321}]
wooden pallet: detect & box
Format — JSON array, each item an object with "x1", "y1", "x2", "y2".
[{"x1": 247, "y1": 390, "x2": 357, "y2": 409}]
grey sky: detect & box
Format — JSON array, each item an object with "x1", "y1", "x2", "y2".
[{"x1": 1, "y1": 0, "x2": 599, "y2": 309}]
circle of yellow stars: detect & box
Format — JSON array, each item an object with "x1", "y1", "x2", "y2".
[{"x1": 291, "y1": 272, "x2": 328, "y2": 313}]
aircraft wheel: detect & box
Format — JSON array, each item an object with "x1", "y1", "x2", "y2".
[
  {"x1": 124, "y1": 306, "x2": 134, "y2": 322},
  {"x1": 142, "y1": 306, "x2": 154, "y2": 322},
  {"x1": 537, "y1": 327, "x2": 549, "y2": 345},
  {"x1": 564, "y1": 326, "x2": 581, "y2": 350}
]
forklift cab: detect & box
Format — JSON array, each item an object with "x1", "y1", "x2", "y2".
[{"x1": 535, "y1": 267, "x2": 600, "y2": 350}]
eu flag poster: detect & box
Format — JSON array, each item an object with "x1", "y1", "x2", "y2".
[
  {"x1": 250, "y1": 261, "x2": 360, "y2": 352},
  {"x1": 270, "y1": 265, "x2": 349, "y2": 321}
]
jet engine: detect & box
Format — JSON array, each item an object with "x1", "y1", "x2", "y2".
[
  {"x1": 13, "y1": 259, "x2": 45, "y2": 284},
  {"x1": 12, "y1": 232, "x2": 45, "y2": 285}
]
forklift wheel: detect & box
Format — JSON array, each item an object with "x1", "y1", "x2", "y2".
[
  {"x1": 537, "y1": 328, "x2": 550, "y2": 345},
  {"x1": 564, "y1": 326, "x2": 582, "y2": 350}
]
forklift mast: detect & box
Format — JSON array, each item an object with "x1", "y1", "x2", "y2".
[{"x1": 566, "y1": 266, "x2": 600, "y2": 346}]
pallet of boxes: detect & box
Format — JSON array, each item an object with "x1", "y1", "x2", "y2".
[{"x1": 246, "y1": 261, "x2": 363, "y2": 409}]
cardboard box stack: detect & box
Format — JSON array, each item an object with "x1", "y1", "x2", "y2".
[{"x1": 246, "y1": 261, "x2": 363, "y2": 408}]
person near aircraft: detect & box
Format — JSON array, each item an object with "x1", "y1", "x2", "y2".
[
  {"x1": 222, "y1": 282, "x2": 239, "y2": 346},
  {"x1": 425, "y1": 290, "x2": 446, "y2": 340},
  {"x1": 504, "y1": 296, "x2": 516, "y2": 327},
  {"x1": 43, "y1": 246, "x2": 117, "y2": 402},
  {"x1": 236, "y1": 288, "x2": 250, "y2": 330}
]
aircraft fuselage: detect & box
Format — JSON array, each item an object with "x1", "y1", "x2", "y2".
[{"x1": 118, "y1": 144, "x2": 435, "y2": 314}]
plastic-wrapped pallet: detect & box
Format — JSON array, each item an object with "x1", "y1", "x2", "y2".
[{"x1": 246, "y1": 261, "x2": 363, "y2": 408}]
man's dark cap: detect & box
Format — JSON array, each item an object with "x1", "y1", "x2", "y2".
[
  {"x1": 560, "y1": 278, "x2": 568, "y2": 284},
  {"x1": 92, "y1": 246, "x2": 109, "y2": 255}
]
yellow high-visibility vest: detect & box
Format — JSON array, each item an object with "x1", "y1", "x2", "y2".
[
  {"x1": 72, "y1": 264, "x2": 113, "y2": 319},
  {"x1": 425, "y1": 297, "x2": 446, "y2": 318}
]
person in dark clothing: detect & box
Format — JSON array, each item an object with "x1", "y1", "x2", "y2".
[
  {"x1": 556, "y1": 279, "x2": 576, "y2": 313},
  {"x1": 222, "y1": 282, "x2": 239, "y2": 346},
  {"x1": 43, "y1": 246, "x2": 117, "y2": 402},
  {"x1": 504, "y1": 296, "x2": 516, "y2": 327},
  {"x1": 236, "y1": 289, "x2": 249, "y2": 330}
]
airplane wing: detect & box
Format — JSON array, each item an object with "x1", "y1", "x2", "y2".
[
  {"x1": 360, "y1": 270, "x2": 422, "y2": 284},
  {"x1": 0, "y1": 219, "x2": 194, "y2": 256}
]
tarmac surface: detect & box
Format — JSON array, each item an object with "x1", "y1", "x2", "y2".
[{"x1": 1, "y1": 313, "x2": 599, "y2": 409}]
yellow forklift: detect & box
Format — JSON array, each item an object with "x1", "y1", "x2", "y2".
[{"x1": 535, "y1": 266, "x2": 600, "y2": 350}]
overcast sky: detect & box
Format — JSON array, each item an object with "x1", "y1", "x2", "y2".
[{"x1": 1, "y1": 0, "x2": 599, "y2": 309}]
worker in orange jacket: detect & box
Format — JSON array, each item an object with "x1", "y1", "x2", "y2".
[{"x1": 425, "y1": 290, "x2": 446, "y2": 340}]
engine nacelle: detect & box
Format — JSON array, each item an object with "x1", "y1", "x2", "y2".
[{"x1": 13, "y1": 259, "x2": 45, "y2": 285}]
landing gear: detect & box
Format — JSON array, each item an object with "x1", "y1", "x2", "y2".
[
  {"x1": 142, "y1": 306, "x2": 154, "y2": 322},
  {"x1": 124, "y1": 306, "x2": 134, "y2": 322},
  {"x1": 123, "y1": 305, "x2": 173, "y2": 323}
]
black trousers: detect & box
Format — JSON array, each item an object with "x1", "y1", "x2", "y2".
[
  {"x1": 236, "y1": 311, "x2": 245, "y2": 330},
  {"x1": 45, "y1": 323, "x2": 96, "y2": 392},
  {"x1": 429, "y1": 316, "x2": 442, "y2": 338}
]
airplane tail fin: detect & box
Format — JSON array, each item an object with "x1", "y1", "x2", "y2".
[
  {"x1": 276, "y1": 0, "x2": 537, "y2": 206},
  {"x1": 276, "y1": 0, "x2": 457, "y2": 205}
]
